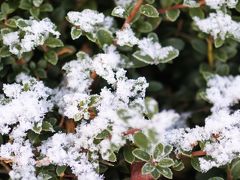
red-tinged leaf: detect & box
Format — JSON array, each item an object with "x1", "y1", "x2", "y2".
[{"x1": 131, "y1": 162, "x2": 153, "y2": 180}]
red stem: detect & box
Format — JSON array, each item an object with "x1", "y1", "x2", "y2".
[
  {"x1": 122, "y1": 0, "x2": 143, "y2": 29},
  {"x1": 192, "y1": 150, "x2": 206, "y2": 157},
  {"x1": 122, "y1": 128, "x2": 140, "y2": 136}
]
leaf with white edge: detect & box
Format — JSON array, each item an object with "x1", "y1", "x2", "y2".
[
  {"x1": 123, "y1": 146, "x2": 135, "y2": 164},
  {"x1": 44, "y1": 50, "x2": 58, "y2": 65},
  {"x1": 108, "y1": 152, "x2": 117, "y2": 162},
  {"x1": 30, "y1": 7, "x2": 40, "y2": 18},
  {"x1": 158, "y1": 158, "x2": 174, "y2": 168},
  {"x1": 208, "y1": 177, "x2": 224, "y2": 180},
  {"x1": 45, "y1": 37, "x2": 64, "y2": 48},
  {"x1": 0, "y1": 46, "x2": 11, "y2": 57},
  {"x1": 32, "y1": 124, "x2": 42, "y2": 134},
  {"x1": 16, "y1": 19, "x2": 28, "y2": 29},
  {"x1": 166, "y1": 9, "x2": 180, "y2": 22},
  {"x1": 191, "y1": 157, "x2": 201, "y2": 172},
  {"x1": 19, "y1": 0, "x2": 32, "y2": 10},
  {"x1": 71, "y1": 27, "x2": 82, "y2": 40},
  {"x1": 173, "y1": 161, "x2": 184, "y2": 171},
  {"x1": 214, "y1": 37, "x2": 224, "y2": 48},
  {"x1": 35, "y1": 68, "x2": 47, "y2": 79},
  {"x1": 153, "y1": 143, "x2": 164, "y2": 159},
  {"x1": 140, "y1": 4, "x2": 159, "y2": 18},
  {"x1": 151, "y1": 168, "x2": 161, "y2": 179},
  {"x1": 231, "y1": 159, "x2": 240, "y2": 179},
  {"x1": 156, "y1": 167, "x2": 173, "y2": 179},
  {"x1": 164, "y1": 145, "x2": 173, "y2": 156},
  {"x1": 56, "y1": 165, "x2": 67, "y2": 176},
  {"x1": 96, "y1": 28, "x2": 113, "y2": 47},
  {"x1": 33, "y1": 0, "x2": 43, "y2": 7},
  {"x1": 132, "y1": 148, "x2": 151, "y2": 162},
  {"x1": 40, "y1": 3, "x2": 53, "y2": 12},
  {"x1": 145, "y1": 97, "x2": 159, "y2": 119},
  {"x1": 111, "y1": 6, "x2": 125, "y2": 18},
  {"x1": 159, "y1": 48, "x2": 179, "y2": 63},
  {"x1": 142, "y1": 163, "x2": 155, "y2": 174},
  {"x1": 133, "y1": 132, "x2": 149, "y2": 150},
  {"x1": 133, "y1": 51, "x2": 154, "y2": 64},
  {"x1": 42, "y1": 121, "x2": 54, "y2": 132}
]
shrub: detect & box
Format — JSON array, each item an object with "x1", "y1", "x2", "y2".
[{"x1": 0, "y1": 0, "x2": 240, "y2": 179}]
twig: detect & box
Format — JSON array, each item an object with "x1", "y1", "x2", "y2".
[
  {"x1": 227, "y1": 165, "x2": 233, "y2": 180},
  {"x1": 159, "y1": 0, "x2": 205, "y2": 14},
  {"x1": 207, "y1": 36, "x2": 214, "y2": 67},
  {"x1": 57, "y1": 47, "x2": 74, "y2": 56},
  {"x1": 122, "y1": 128, "x2": 140, "y2": 136},
  {"x1": 191, "y1": 150, "x2": 206, "y2": 157},
  {"x1": 122, "y1": 0, "x2": 143, "y2": 29}
]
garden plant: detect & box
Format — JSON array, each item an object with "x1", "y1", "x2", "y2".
[{"x1": 0, "y1": 0, "x2": 240, "y2": 179}]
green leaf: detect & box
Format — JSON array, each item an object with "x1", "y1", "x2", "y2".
[
  {"x1": 145, "y1": 97, "x2": 159, "y2": 118},
  {"x1": 96, "y1": 28, "x2": 113, "y2": 47},
  {"x1": 148, "y1": 81, "x2": 163, "y2": 93},
  {"x1": 145, "y1": 0, "x2": 155, "y2": 4},
  {"x1": 173, "y1": 161, "x2": 184, "y2": 171},
  {"x1": 45, "y1": 37, "x2": 64, "y2": 48},
  {"x1": 142, "y1": 163, "x2": 155, "y2": 174},
  {"x1": 5, "y1": 19, "x2": 17, "y2": 28},
  {"x1": 108, "y1": 152, "x2": 117, "y2": 162},
  {"x1": 163, "y1": 38, "x2": 185, "y2": 51},
  {"x1": 151, "y1": 168, "x2": 161, "y2": 179},
  {"x1": 236, "y1": 1, "x2": 240, "y2": 12},
  {"x1": 159, "y1": 49, "x2": 179, "y2": 63},
  {"x1": 30, "y1": 7, "x2": 40, "y2": 18},
  {"x1": 140, "y1": 4, "x2": 159, "y2": 18},
  {"x1": 33, "y1": 0, "x2": 43, "y2": 7},
  {"x1": 40, "y1": 3, "x2": 53, "y2": 12},
  {"x1": 132, "y1": 148, "x2": 151, "y2": 162},
  {"x1": 16, "y1": 19, "x2": 28, "y2": 29},
  {"x1": 123, "y1": 146, "x2": 135, "y2": 164},
  {"x1": 156, "y1": 167, "x2": 173, "y2": 179},
  {"x1": 189, "y1": 8, "x2": 204, "y2": 19},
  {"x1": 160, "y1": 0, "x2": 173, "y2": 8},
  {"x1": 164, "y1": 145, "x2": 173, "y2": 156},
  {"x1": 191, "y1": 157, "x2": 201, "y2": 172},
  {"x1": 71, "y1": 27, "x2": 82, "y2": 40},
  {"x1": 32, "y1": 124, "x2": 42, "y2": 134},
  {"x1": 208, "y1": 177, "x2": 224, "y2": 180},
  {"x1": 153, "y1": 143, "x2": 164, "y2": 159},
  {"x1": 0, "y1": 46, "x2": 11, "y2": 57},
  {"x1": 137, "y1": 21, "x2": 153, "y2": 33},
  {"x1": 111, "y1": 6, "x2": 125, "y2": 18},
  {"x1": 133, "y1": 51, "x2": 154, "y2": 64},
  {"x1": 231, "y1": 160, "x2": 240, "y2": 179},
  {"x1": 95, "y1": 129, "x2": 110, "y2": 139},
  {"x1": 166, "y1": 9, "x2": 180, "y2": 22},
  {"x1": 42, "y1": 121, "x2": 54, "y2": 132},
  {"x1": 158, "y1": 158, "x2": 174, "y2": 168},
  {"x1": 147, "y1": 32, "x2": 159, "y2": 42},
  {"x1": 214, "y1": 37, "x2": 224, "y2": 48},
  {"x1": 35, "y1": 68, "x2": 47, "y2": 79},
  {"x1": 56, "y1": 166, "x2": 67, "y2": 176},
  {"x1": 191, "y1": 38, "x2": 207, "y2": 55},
  {"x1": 133, "y1": 132, "x2": 149, "y2": 150},
  {"x1": 1, "y1": 3, "x2": 14, "y2": 15},
  {"x1": 19, "y1": 0, "x2": 32, "y2": 10},
  {"x1": 44, "y1": 50, "x2": 58, "y2": 65}
]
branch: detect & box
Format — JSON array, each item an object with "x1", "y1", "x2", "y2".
[
  {"x1": 191, "y1": 150, "x2": 206, "y2": 157},
  {"x1": 159, "y1": 0, "x2": 205, "y2": 14},
  {"x1": 122, "y1": 0, "x2": 143, "y2": 29},
  {"x1": 207, "y1": 36, "x2": 214, "y2": 67},
  {"x1": 122, "y1": 128, "x2": 140, "y2": 136}
]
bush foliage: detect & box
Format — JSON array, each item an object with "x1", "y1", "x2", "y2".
[{"x1": 1, "y1": 0, "x2": 240, "y2": 180}]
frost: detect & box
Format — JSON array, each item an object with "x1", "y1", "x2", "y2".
[
  {"x1": 116, "y1": 25, "x2": 139, "y2": 46},
  {"x1": 138, "y1": 37, "x2": 178, "y2": 64},
  {"x1": 2, "y1": 18, "x2": 59, "y2": 56},
  {"x1": 194, "y1": 11, "x2": 240, "y2": 41},
  {"x1": 114, "y1": 0, "x2": 135, "y2": 8},
  {"x1": 205, "y1": 0, "x2": 238, "y2": 9},
  {"x1": 93, "y1": 45, "x2": 122, "y2": 84}
]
